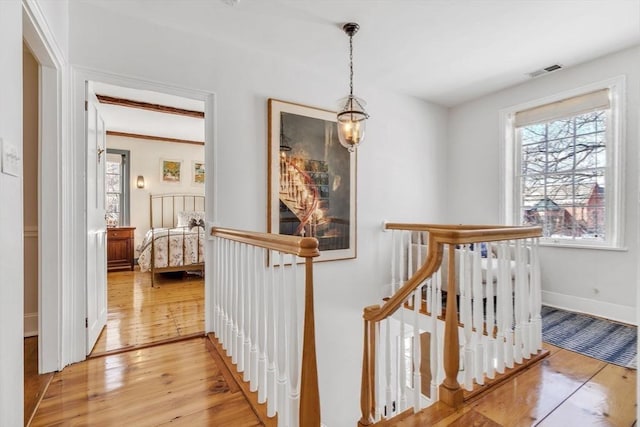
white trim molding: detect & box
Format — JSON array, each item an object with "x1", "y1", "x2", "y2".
[
  {"x1": 71, "y1": 67, "x2": 218, "y2": 360},
  {"x1": 22, "y1": 0, "x2": 66, "y2": 374},
  {"x1": 542, "y1": 290, "x2": 636, "y2": 325},
  {"x1": 499, "y1": 76, "x2": 626, "y2": 250},
  {"x1": 24, "y1": 312, "x2": 38, "y2": 337}
]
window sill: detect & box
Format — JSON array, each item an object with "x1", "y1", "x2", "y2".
[{"x1": 539, "y1": 240, "x2": 627, "y2": 252}]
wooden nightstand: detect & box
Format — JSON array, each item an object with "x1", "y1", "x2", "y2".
[{"x1": 107, "y1": 226, "x2": 136, "y2": 272}]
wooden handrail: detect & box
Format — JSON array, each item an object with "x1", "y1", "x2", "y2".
[
  {"x1": 211, "y1": 226, "x2": 320, "y2": 258},
  {"x1": 360, "y1": 223, "x2": 542, "y2": 422},
  {"x1": 366, "y1": 224, "x2": 541, "y2": 322},
  {"x1": 211, "y1": 226, "x2": 321, "y2": 427}
]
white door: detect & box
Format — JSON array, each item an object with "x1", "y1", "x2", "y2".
[{"x1": 86, "y1": 83, "x2": 108, "y2": 354}]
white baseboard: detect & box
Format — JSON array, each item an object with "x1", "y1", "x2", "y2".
[
  {"x1": 24, "y1": 312, "x2": 38, "y2": 337},
  {"x1": 542, "y1": 290, "x2": 636, "y2": 325}
]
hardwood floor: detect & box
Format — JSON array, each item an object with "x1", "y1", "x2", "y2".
[
  {"x1": 30, "y1": 338, "x2": 263, "y2": 426},
  {"x1": 389, "y1": 343, "x2": 637, "y2": 426},
  {"x1": 24, "y1": 337, "x2": 54, "y2": 426},
  {"x1": 28, "y1": 340, "x2": 635, "y2": 426},
  {"x1": 90, "y1": 269, "x2": 205, "y2": 356},
  {"x1": 25, "y1": 273, "x2": 636, "y2": 426}
]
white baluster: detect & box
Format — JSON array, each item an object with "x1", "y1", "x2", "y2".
[
  {"x1": 243, "y1": 244, "x2": 252, "y2": 381},
  {"x1": 513, "y1": 240, "x2": 524, "y2": 364},
  {"x1": 412, "y1": 289, "x2": 422, "y2": 412},
  {"x1": 531, "y1": 238, "x2": 543, "y2": 351},
  {"x1": 522, "y1": 239, "x2": 532, "y2": 358},
  {"x1": 385, "y1": 318, "x2": 392, "y2": 419},
  {"x1": 430, "y1": 270, "x2": 440, "y2": 400},
  {"x1": 288, "y1": 254, "x2": 300, "y2": 427},
  {"x1": 249, "y1": 246, "x2": 259, "y2": 391},
  {"x1": 485, "y1": 242, "x2": 496, "y2": 380},
  {"x1": 374, "y1": 321, "x2": 382, "y2": 421},
  {"x1": 460, "y1": 245, "x2": 473, "y2": 391},
  {"x1": 391, "y1": 231, "x2": 396, "y2": 294},
  {"x1": 257, "y1": 247, "x2": 268, "y2": 404},
  {"x1": 417, "y1": 235, "x2": 423, "y2": 271},
  {"x1": 399, "y1": 231, "x2": 406, "y2": 282},
  {"x1": 399, "y1": 302, "x2": 407, "y2": 412},
  {"x1": 225, "y1": 239, "x2": 233, "y2": 353},
  {"x1": 237, "y1": 243, "x2": 246, "y2": 372},
  {"x1": 218, "y1": 237, "x2": 225, "y2": 339},
  {"x1": 519, "y1": 239, "x2": 531, "y2": 359},
  {"x1": 234, "y1": 241, "x2": 240, "y2": 361},
  {"x1": 494, "y1": 242, "x2": 506, "y2": 374},
  {"x1": 267, "y1": 250, "x2": 277, "y2": 417},
  {"x1": 501, "y1": 242, "x2": 514, "y2": 369},
  {"x1": 213, "y1": 237, "x2": 221, "y2": 337},
  {"x1": 277, "y1": 252, "x2": 289, "y2": 426},
  {"x1": 408, "y1": 232, "x2": 414, "y2": 277},
  {"x1": 471, "y1": 244, "x2": 484, "y2": 385}
]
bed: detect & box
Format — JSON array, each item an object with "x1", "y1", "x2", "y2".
[{"x1": 137, "y1": 193, "x2": 206, "y2": 286}]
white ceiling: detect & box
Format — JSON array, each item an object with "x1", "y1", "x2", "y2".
[
  {"x1": 90, "y1": 0, "x2": 640, "y2": 139},
  {"x1": 93, "y1": 82, "x2": 205, "y2": 142}
]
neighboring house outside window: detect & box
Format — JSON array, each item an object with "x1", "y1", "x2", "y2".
[
  {"x1": 501, "y1": 77, "x2": 624, "y2": 249},
  {"x1": 106, "y1": 149, "x2": 131, "y2": 227}
]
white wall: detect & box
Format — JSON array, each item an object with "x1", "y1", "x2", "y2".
[
  {"x1": 447, "y1": 46, "x2": 640, "y2": 323},
  {"x1": 0, "y1": 1, "x2": 24, "y2": 425},
  {"x1": 34, "y1": 0, "x2": 69, "y2": 59},
  {"x1": 69, "y1": 3, "x2": 448, "y2": 425},
  {"x1": 106, "y1": 134, "x2": 205, "y2": 252}
]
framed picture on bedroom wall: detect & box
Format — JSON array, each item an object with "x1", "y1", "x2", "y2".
[
  {"x1": 161, "y1": 159, "x2": 182, "y2": 183},
  {"x1": 267, "y1": 98, "x2": 357, "y2": 263},
  {"x1": 192, "y1": 161, "x2": 205, "y2": 185}
]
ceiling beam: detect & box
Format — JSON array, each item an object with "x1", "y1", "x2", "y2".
[
  {"x1": 106, "y1": 131, "x2": 204, "y2": 146},
  {"x1": 96, "y1": 94, "x2": 204, "y2": 119}
]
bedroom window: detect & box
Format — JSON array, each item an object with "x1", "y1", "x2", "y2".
[
  {"x1": 501, "y1": 78, "x2": 624, "y2": 249},
  {"x1": 106, "y1": 149, "x2": 131, "y2": 226}
]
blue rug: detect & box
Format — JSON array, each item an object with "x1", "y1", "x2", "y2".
[{"x1": 541, "y1": 305, "x2": 637, "y2": 368}]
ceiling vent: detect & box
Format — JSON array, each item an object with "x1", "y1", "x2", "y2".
[{"x1": 528, "y1": 64, "x2": 563, "y2": 78}]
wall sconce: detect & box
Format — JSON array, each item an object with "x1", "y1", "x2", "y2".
[{"x1": 136, "y1": 175, "x2": 145, "y2": 189}]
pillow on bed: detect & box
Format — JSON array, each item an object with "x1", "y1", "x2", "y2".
[
  {"x1": 177, "y1": 211, "x2": 205, "y2": 227},
  {"x1": 189, "y1": 218, "x2": 205, "y2": 231}
]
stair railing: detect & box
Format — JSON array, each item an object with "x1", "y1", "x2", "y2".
[
  {"x1": 358, "y1": 224, "x2": 542, "y2": 426},
  {"x1": 211, "y1": 227, "x2": 321, "y2": 427}
]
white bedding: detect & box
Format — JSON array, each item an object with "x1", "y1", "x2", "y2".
[{"x1": 137, "y1": 227, "x2": 205, "y2": 272}]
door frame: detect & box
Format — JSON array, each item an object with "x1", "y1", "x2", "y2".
[
  {"x1": 69, "y1": 68, "x2": 217, "y2": 364},
  {"x1": 22, "y1": 0, "x2": 66, "y2": 373}
]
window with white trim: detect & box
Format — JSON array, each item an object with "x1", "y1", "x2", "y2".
[
  {"x1": 503, "y1": 78, "x2": 624, "y2": 248},
  {"x1": 106, "y1": 149, "x2": 130, "y2": 227}
]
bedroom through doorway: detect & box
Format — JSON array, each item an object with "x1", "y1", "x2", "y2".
[{"x1": 88, "y1": 81, "x2": 207, "y2": 357}]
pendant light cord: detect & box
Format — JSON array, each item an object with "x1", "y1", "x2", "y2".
[{"x1": 349, "y1": 34, "x2": 354, "y2": 97}]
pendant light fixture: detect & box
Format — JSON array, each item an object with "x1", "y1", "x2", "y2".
[{"x1": 337, "y1": 22, "x2": 369, "y2": 152}]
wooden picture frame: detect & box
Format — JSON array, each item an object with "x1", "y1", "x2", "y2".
[
  {"x1": 161, "y1": 159, "x2": 182, "y2": 183},
  {"x1": 268, "y1": 98, "x2": 357, "y2": 262},
  {"x1": 192, "y1": 161, "x2": 205, "y2": 185}
]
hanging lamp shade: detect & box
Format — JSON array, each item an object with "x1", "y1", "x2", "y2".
[
  {"x1": 337, "y1": 22, "x2": 369, "y2": 152},
  {"x1": 337, "y1": 96, "x2": 367, "y2": 151}
]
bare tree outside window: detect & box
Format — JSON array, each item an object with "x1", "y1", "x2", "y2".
[{"x1": 518, "y1": 110, "x2": 606, "y2": 241}]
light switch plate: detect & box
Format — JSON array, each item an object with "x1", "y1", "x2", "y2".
[{"x1": 1, "y1": 138, "x2": 20, "y2": 177}]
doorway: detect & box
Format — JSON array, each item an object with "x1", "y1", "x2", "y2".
[{"x1": 86, "y1": 81, "x2": 209, "y2": 356}]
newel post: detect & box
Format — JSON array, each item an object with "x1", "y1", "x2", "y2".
[
  {"x1": 358, "y1": 306, "x2": 379, "y2": 427},
  {"x1": 299, "y1": 255, "x2": 321, "y2": 427},
  {"x1": 439, "y1": 244, "x2": 464, "y2": 408}
]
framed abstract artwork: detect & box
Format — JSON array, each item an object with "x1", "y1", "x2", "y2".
[
  {"x1": 268, "y1": 98, "x2": 356, "y2": 262},
  {"x1": 161, "y1": 159, "x2": 182, "y2": 183},
  {"x1": 192, "y1": 161, "x2": 205, "y2": 185}
]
